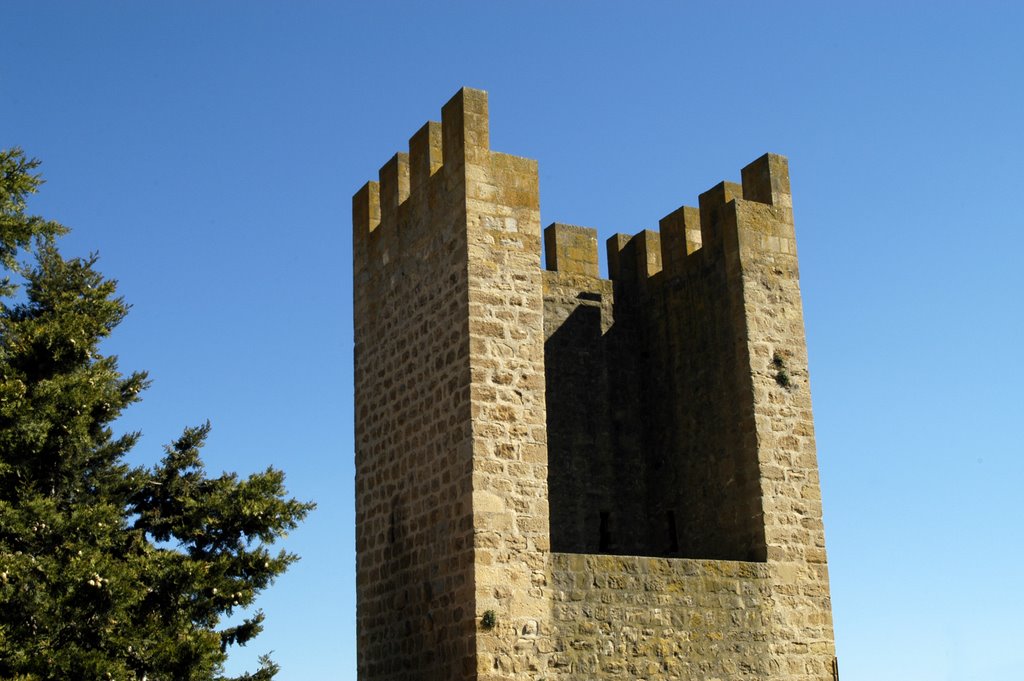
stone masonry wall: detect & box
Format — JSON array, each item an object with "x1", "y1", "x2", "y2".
[
  {"x1": 457, "y1": 90, "x2": 552, "y2": 680},
  {"x1": 354, "y1": 87, "x2": 836, "y2": 681},
  {"x1": 353, "y1": 94, "x2": 480, "y2": 680},
  {"x1": 716, "y1": 157, "x2": 835, "y2": 672},
  {"x1": 354, "y1": 89, "x2": 553, "y2": 681},
  {"x1": 548, "y1": 553, "x2": 774, "y2": 679}
]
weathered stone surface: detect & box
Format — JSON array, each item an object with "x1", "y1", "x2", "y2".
[{"x1": 353, "y1": 87, "x2": 836, "y2": 681}]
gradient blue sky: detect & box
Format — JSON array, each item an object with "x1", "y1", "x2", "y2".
[{"x1": 3, "y1": 2, "x2": 1023, "y2": 679}]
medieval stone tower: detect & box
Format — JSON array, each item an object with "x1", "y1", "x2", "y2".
[{"x1": 353, "y1": 87, "x2": 836, "y2": 680}]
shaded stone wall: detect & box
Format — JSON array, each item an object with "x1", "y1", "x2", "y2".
[
  {"x1": 543, "y1": 215, "x2": 763, "y2": 561},
  {"x1": 540, "y1": 155, "x2": 835, "y2": 678},
  {"x1": 541, "y1": 225, "x2": 643, "y2": 555},
  {"x1": 608, "y1": 192, "x2": 767, "y2": 562}
]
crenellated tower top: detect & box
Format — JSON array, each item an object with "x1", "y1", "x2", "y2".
[
  {"x1": 353, "y1": 88, "x2": 496, "y2": 279},
  {"x1": 542, "y1": 153, "x2": 795, "y2": 293}
]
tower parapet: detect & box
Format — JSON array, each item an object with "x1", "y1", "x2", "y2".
[{"x1": 354, "y1": 88, "x2": 836, "y2": 681}]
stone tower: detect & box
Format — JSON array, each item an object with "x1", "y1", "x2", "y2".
[{"x1": 353, "y1": 88, "x2": 836, "y2": 680}]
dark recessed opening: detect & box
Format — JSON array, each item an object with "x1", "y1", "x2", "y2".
[
  {"x1": 666, "y1": 510, "x2": 679, "y2": 554},
  {"x1": 598, "y1": 511, "x2": 611, "y2": 552}
]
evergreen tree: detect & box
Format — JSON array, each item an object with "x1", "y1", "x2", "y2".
[{"x1": 0, "y1": 149, "x2": 314, "y2": 680}]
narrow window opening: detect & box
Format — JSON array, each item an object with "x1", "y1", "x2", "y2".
[
  {"x1": 665, "y1": 509, "x2": 679, "y2": 553},
  {"x1": 598, "y1": 510, "x2": 611, "y2": 552}
]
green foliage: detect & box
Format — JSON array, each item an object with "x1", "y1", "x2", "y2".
[
  {"x1": 772, "y1": 352, "x2": 792, "y2": 389},
  {"x1": 0, "y1": 149, "x2": 314, "y2": 680},
  {"x1": 480, "y1": 610, "x2": 497, "y2": 630},
  {"x1": 0, "y1": 149, "x2": 66, "y2": 299}
]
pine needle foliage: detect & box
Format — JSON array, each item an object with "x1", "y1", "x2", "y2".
[{"x1": 0, "y1": 149, "x2": 314, "y2": 680}]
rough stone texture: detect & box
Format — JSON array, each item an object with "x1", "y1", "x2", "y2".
[
  {"x1": 353, "y1": 105, "x2": 477, "y2": 679},
  {"x1": 549, "y1": 553, "x2": 774, "y2": 679},
  {"x1": 353, "y1": 87, "x2": 836, "y2": 681}
]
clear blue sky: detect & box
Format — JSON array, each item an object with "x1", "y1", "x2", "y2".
[{"x1": 3, "y1": 2, "x2": 1023, "y2": 679}]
